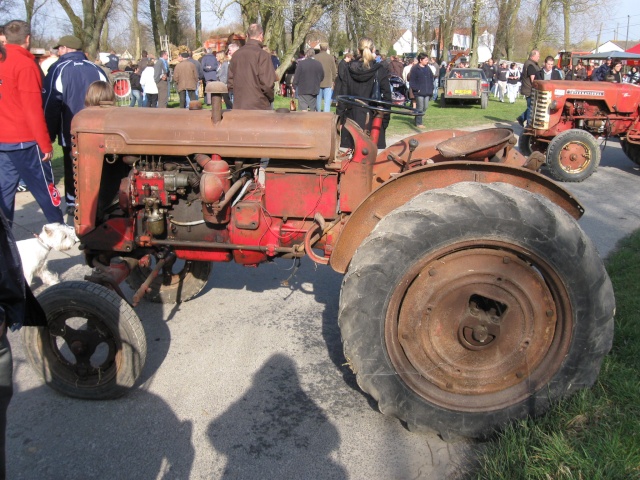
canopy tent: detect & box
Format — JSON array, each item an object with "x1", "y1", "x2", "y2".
[{"x1": 575, "y1": 51, "x2": 640, "y2": 60}]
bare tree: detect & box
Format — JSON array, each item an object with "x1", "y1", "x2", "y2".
[
  {"x1": 57, "y1": 0, "x2": 116, "y2": 57},
  {"x1": 493, "y1": 0, "x2": 521, "y2": 60},
  {"x1": 530, "y1": 0, "x2": 552, "y2": 50},
  {"x1": 23, "y1": 0, "x2": 48, "y2": 27}
]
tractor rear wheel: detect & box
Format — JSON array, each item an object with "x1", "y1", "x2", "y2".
[
  {"x1": 23, "y1": 282, "x2": 146, "y2": 399},
  {"x1": 621, "y1": 138, "x2": 640, "y2": 166},
  {"x1": 546, "y1": 129, "x2": 600, "y2": 182},
  {"x1": 338, "y1": 182, "x2": 614, "y2": 439},
  {"x1": 126, "y1": 256, "x2": 211, "y2": 304}
]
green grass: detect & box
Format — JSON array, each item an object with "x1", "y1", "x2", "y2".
[{"x1": 471, "y1": 230, "x2": 640, "y2": 480}]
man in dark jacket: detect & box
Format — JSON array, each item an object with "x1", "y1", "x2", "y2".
[
  {"x1": 200, "y1": 48, "x2": 219, "y2": 105},
  {"x1": 43, "y1": 35, "x2": 106, "y2": 214},
  {"x1": 186, "y1": 52, "x2": 204, "y2": 105},
  {"x1": 0, "y1": 209, "x2": 48, "y2": 479},
  {"x1": 516, "y1": 49, "x2": 540, "y2": 127},
  {"x1": 105, "y1": 50, "x2": 119, "y2": 71},
  {"x1": 293, "y1": 49, "x2": 324, "y2": 111},
  {"x1": 481, "y1": 58, "x2": 497, "y2": 94},
  {"x1": 592, "y1": 57, "x2": 613, "y2": 81},
  {"x1": 154, "y1": 51, "x2": 170, "y2": 108},
  {"x1": 409, "y1": 52, "x2": 434, "y2": 129},
  {"x1": 535, "y1": 56, "x2": 563, "y2": 81},
  {"x1": 227, "y1": 24, "x2": 278, "y2": 110}
]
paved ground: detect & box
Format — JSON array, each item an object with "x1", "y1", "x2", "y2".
[{"x1": 5, "y1": 126, "x2": 640, "y2": 479}]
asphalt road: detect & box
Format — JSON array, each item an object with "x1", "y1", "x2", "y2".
[{"x1": 6, "y1": 130, "x2": 640, "y2": 479}]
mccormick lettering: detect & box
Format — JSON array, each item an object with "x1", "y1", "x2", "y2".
[{"x1": 566, "y1": 89, "x2": 605, "y2": 96}]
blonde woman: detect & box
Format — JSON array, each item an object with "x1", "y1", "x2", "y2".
[{"x1": 335, "y1": 37, "x2": 391, "y2": 149}]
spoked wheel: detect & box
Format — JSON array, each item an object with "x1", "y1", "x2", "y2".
[
  {"x1": 338, "y1": 182, "x2": 615, "y2": 439},
  {"x1": 126, "y1": 253, "x2": 211, "y2": 304},
  {"x1": 22, "y1": 282, "x2": 146, "y2": 399},
  {"x1": 621, "y1": 138, "x2": 640, "y2": 166},
  {"x1": 546, "y1": 129, "x2": 601, "y2": 182}
]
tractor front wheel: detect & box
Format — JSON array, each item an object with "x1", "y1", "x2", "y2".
[
  {"x1": 22, "y1": 282, "x2": 146, "y2": 399},
  {"x1": 546, "y1": 129, "x2": 600, "y2": 182},
  {"x1": 338, "y1": 182, "x2": 614, "y2": 439},
  {"x1": 126, "y1": 256, "x2": 211, "y2": 304}
]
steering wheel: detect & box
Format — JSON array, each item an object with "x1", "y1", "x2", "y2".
[{"x1": 336, "y1": 95, "x2": 421, "y2": 116}]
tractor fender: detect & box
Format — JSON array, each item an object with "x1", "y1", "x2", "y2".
[{"x1": 329, "y1": 161, "x2": 584, "y2": 274}]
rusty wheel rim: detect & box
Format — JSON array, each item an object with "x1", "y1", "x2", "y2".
[
  {"x1": 558, "y1": 140, "x2": 591, "y2": 173},
  {"x1": 44, "y1": 308, "x2": 120, "y2": 386},
  {"x1": 384, "y1": 241, "x2": 573, "y2": 412}
]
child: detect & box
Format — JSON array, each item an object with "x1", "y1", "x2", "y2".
[{"x1": 84, "y1": 80, "x2": 116, "y2": 107}]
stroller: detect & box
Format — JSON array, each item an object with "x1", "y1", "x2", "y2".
[{"x1": 389, "y1": 75, "x2": 409, "y2": 105}]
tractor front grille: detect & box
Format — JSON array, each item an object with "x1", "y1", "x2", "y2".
[{"x1": 531, "y1": 89, "x2": 551, "y2": 130}]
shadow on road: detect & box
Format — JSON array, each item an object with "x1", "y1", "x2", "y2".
[{"x1": 208, "y1": 353, "x2": 346, "y2": 479}]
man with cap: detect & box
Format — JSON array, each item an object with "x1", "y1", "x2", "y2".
[
  {"x1": 43, "y1": 34, "x2": 107, "y2": 215},
  {"x1": 592, "y1": 57, "x2": 613, "y2": 82},
  {"x1": 0, "y1": 19, "x2": 65, "y2": 226}
]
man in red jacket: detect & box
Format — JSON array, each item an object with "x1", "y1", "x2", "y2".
[{"x1": 0, "y1": 20, "x2": 64, "y2": 225}]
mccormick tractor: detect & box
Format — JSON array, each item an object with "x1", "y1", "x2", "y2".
[
  {"x1": 519, "y1": 79, "x2": 640, "y2": 182},
  {"x1": 22, "y1": 85, "x2": 615, "y2": 440}
]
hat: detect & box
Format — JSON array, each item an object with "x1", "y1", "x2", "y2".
[
  {"x1": 54, "y1": 35, "x2": 83, "y2": 50},
  {"x1": 606, "y1": 56, "x2": 612, "y2": 60},
  {"x1": 180, "y1": 52, "x2": 189, "y2": 58}
]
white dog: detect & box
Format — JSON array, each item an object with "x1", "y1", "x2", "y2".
[{"x1": 16, "y1": 223, "x2": 79, "y2": 285}]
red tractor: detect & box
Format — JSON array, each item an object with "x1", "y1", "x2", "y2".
[
  {"x1": 519, "y1": 79, "x2": 640, "y2": 181},
  {"x1": 22, "y1": 87, "x2": 615, "y2": 440}
]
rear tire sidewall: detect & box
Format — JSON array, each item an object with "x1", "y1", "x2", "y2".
[{"x1": 338, "y1": 182, "x2": 614, "y2": 438}]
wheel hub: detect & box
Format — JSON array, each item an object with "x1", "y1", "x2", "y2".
[
  {"x1": 385, "y1": 243, "x2": 572, "y2": 412},
  {"x1": 559, "y1": 141, "x2": 591, "y2": 173}
]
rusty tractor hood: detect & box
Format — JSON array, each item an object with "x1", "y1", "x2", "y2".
[{"x1": 71, "y1": 106, "x2": 337, "y2": 161}]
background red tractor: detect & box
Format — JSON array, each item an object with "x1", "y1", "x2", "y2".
[
  {"x1": 21, "y1": 87, "x2": 615, "y2": 440},
  {"x1": 519, "y1": 79, "x2": 640, "y2": 181}
]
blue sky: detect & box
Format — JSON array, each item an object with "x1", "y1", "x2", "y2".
[{"x1": 603, "y1": 0, "x2": 640, "y2": 46}]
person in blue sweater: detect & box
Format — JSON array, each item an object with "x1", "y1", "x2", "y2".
[{"x1": 409, "y1": 52, "x2": 434, "y2": 129}]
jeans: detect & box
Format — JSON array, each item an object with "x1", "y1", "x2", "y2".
[
  {"x1": 521, "y1": 95, "x2": 533, "y2": 124},
  {"x1": 432, "y1": 78, "x2": 439, "y2": 101},
  {"x1": 415, "y1": 95, "x2": 429, "y2": 125},
  {"x1": 316, "y1": 87, "x2": 333, "y2": 112},
  {"x1": 130, "y1": 90, "x2": 142, "y2": 107}
]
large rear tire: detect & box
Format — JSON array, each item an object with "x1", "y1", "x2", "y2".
[
  {"x1": 338, "y1": 182, "x2": 614, "y2": 439},
  {"x1": 546, "y1": 129, "x2": 600, "y2": 182},
  {"x1": 621, "y1": 138, "x2": 640, "y2": 166},
  {"x1": 126, "y1": 256, "x2": 211, "y2": 304},
  {"x1": 22, "y1": 281, "x2": 146, "y2": 399}
]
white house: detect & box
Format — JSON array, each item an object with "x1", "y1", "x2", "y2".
[{"x1": 393, "y1": 29, "x2": 419, "y2": 55}]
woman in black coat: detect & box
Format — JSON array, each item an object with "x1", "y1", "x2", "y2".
[{"x1": 335, "y1": 38, "x2": 392, "y2": 149}]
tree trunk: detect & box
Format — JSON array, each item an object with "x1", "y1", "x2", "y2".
[
  {"x1": 562, "y1": 0, "x2": 570, "y2": 51},
  {"x1": 57, "y1": 0, "x2": 114, "y2": 58},
  {"x1": 530, "y1": 0, "x2": 551, "y2": 50},
  {"x1": 469, "y1": 0, "x2": 480, "y2": 67},
  {"x1": 195, "y1": 0, "x2": 202, "y2": 48},
  {"x1": 132, "y1": 0, "x2": 141, "y2": 60},
  {"x1": 275, "y1": 4, "x2": 325, "y2": 81}
]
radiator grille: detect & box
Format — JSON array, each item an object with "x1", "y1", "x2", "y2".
[{"x1": 531, "y1": 89, "x2": 551, "y2": 130}]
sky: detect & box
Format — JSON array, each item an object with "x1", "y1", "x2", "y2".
[
  {"x1": 598, "y1": 0, "x2": 640, "y2": 47},
  {"x1": 4, "y1": 0, "x2": 640, "y2": 50}
]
